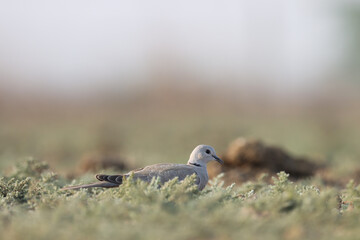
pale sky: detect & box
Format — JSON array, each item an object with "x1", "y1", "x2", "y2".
[{"x1": 0, "y1": 0, "x2": 354, "y2": 96}]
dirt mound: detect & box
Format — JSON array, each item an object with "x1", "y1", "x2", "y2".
[
  {"x1": 66, "y1": 153, "x2": 129, "y2": 179},
  {"x1": 208, "y1": 138, "x2": 323, "y2": 185},
  {"x1": 351, "y1": 168, "x2": 360, "y2": 184}
]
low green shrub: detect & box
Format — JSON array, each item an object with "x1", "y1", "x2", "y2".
[{"x1": 0, "y1": 160, "x2": 359, "y2": 240}]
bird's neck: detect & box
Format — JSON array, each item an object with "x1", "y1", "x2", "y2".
[{"x1": 187, "y1": 159, "x2": 207, "y2": 168}]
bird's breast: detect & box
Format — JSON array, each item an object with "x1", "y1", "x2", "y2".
[{"x1": 193, "y1": 167, "x2": 209, "y2": 190}]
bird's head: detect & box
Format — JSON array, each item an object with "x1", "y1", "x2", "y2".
[{"x1": 187, "y1": 145, "x2": 223, "y2": 167}]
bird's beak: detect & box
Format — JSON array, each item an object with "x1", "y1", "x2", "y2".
[{"x1": 212, "y1": 154, "x2": 224, "y2": 164}]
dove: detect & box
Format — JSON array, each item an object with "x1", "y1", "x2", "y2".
[{"x1": 62, "y1": 145, "x2": 223, "y2": 191}]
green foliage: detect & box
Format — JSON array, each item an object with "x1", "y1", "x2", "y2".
[
  {"x1": 340, "y1": 180, "x2": 360, "y2": 211},
  {"x1": 0, "y1": 160, "x2": 360, "y2": 240}
]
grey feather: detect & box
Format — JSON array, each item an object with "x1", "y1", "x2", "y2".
[
  {"x1": 128, "y1": 163, "x2": 200, "y2": 185},
  {"x1": 61, "y1": 182, "x2": 119, "y2": 190}
]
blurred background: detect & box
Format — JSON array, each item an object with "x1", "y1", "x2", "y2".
[{"x1": 0, "y1": 0, "x2": 359, "y2": 180}]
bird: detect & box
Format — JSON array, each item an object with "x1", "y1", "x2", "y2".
[{"x1": 62, "y1": 145, "x2": 223, "y2": 191}]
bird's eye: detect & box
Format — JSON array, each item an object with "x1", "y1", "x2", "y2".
[{"x1": 205, "y1": 149, "x2": 211, "y2": 154}]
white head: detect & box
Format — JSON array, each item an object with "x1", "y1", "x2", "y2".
[{"x1": 187, "y1": 145, "x2": 223, "y2": 167}]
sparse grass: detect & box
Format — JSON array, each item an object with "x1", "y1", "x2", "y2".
[{"x1": 1, "y1": 112, "x2": 359, "y2": 173}]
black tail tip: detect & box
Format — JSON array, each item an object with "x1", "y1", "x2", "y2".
[{"x1": 96, "y1": 174, "x2": 106, "y2": 181}]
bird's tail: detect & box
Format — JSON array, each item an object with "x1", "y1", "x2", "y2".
[{"x1": 61, "y1": 182, "x2": 119, "y2": 190}]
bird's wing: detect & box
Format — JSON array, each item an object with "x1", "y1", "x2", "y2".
[
  {"x1": 128, "y1": 163, "x2": 200, "y2": 185},
  {"x1": 62, "y1": 164, "x2": 199, "y2": 190}
]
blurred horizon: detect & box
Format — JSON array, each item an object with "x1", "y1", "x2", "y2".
[{"x1": 1, "y1": 0, "x2": 360, "y2": 103}]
